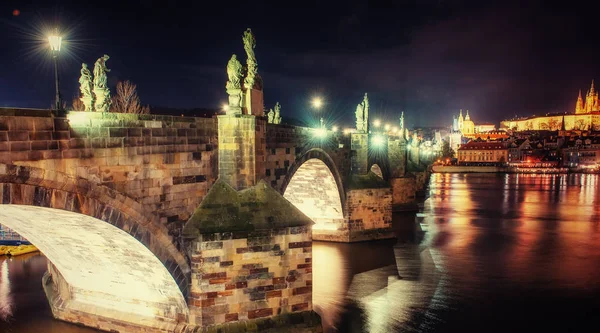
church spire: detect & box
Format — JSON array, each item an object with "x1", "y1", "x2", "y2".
[
  {"x1": 591, "y1": 80, "x2": 595, "y2": 94},
  {"x1": 576, "y1": 89, "x2": 585, "y2": 114}
]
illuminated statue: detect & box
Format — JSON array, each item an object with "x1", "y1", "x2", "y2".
[
  {"x1": 399, "y1": 111, "x2": 404, "y2": 132},
  {"x1": 412, "y1": 132, "x2": 419, "y2": 147},
  {"x1": 273, "y1": 102, "x2": 282, "y2": 124},
  {"x1": 93, "y1": 54, "x2": 110, "y2": 89},
  {"x1": 93, "y1": 54, "x2": 111, "y2": 112},
  {"x1": 355, "y1": 93, "x2": 369, "y2": 133},
  {"x1": 267, "y1": 108, "x2": 274, "y2": 123},
  {"x1": 243, "y1": 28, "x2": 257, "y2": 89},
  {"x1": 225, "y1": 54, "x2": 244, "y2": 115},
  {"x1": 78, "y1": 63, "x2": 94, "y2": 111},
  {"x1": 226, "y1": 54, "x2": 243, "y2": 90}
]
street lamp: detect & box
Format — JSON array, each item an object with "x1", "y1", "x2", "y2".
[
  {"x1": 48, "y1": 30, "x2": 62, "y2": 110},
  {"x1": 311, "y1": 97, "x2": 323, "y2": 110},
  {"x1": 373, "y1": 119, "x2": 381, "y2": 128}
]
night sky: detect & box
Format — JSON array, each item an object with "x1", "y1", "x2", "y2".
[{"x1": 1, "y1": 0, "x2": 599, "y2": 128}]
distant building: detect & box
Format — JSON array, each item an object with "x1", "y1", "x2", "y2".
[
  {"x1": 0, "y1": 223, "x2": 26, "y2": 241},
  {"x1": 457, "y1": 141, "x2": 509, "y2": 164},
  {"x1": 476, "y1": 124, "x2": 496, "y2": 132},
  {"x1": 501, "y1": 81, "x2": 600, "y2": 131}
]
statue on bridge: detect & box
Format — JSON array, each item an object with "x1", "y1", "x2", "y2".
[
  {"x1": 226, "y1": 54, "x2": 243, "y2": 90},
  {"x1": 226, "y1": 54, "x2": 244, "y2": 115},
  {"x1": 399, "y1": 111, "x2": 405, "y2": 132},
  {"x1": 355, "y1": 93, "x2": 369, "y2": 133},
  {"x1": 267, "y1": 108, "x2": 274, "y2": 123},
  {"x1": 243, "y1": 28, "x2": 257, "y2": 90},
  {"x1": 273, "y1": 102, "x2": 282, "y2": 124},
  {"x1": 78, "y1": 63, "x2": 94, "y2": 112},
  {"x1": 93, "y1": 54, "x2": 111, "y2": 112}
]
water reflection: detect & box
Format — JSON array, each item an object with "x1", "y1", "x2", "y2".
[
  {"x1": 3, "y1": 174, "x2": 600, "y2": 332},
  {"x1": 0, "y1": 253, "x2": 98, "y2": 333},
  {"x1": 314, "y1": 173, "x2": 600, "y2": 333}
]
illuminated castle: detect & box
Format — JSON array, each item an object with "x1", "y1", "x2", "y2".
[
  {"x1": 575, "y1": 80, "x2": 599, "y2": 114},
  {"x1": 502, "y1": 80, "x2": 600, "y2": 131}
]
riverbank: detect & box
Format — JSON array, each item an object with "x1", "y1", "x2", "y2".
[{"x1": 432, "y1": 165, "x2": 573, "y2": 174}]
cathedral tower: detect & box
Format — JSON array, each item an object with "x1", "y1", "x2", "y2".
[
  {"x1": 584, "y1": 80, "x2": 599, "y2": 112},
  {"x1": 458, "y1": 109, "x2": 464, "y2": 131},
  {"x1": 575, "y1": 89, "x2": 585, "y2": 114}
]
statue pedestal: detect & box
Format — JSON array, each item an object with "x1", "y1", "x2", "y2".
[
  {"x1": 94, "y1": 87, "x2": 110, "y2": 113},
  {"x1": 226, "y1": 88, "x2": 243, "y2": 115},
  {"x1": 245, "y1": 88, "x2": 264, "y2": 116},
  {"x1": 80, "y1": 96, "x2": 94, "y2": 112}
]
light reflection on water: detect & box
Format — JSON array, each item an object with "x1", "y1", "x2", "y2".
[
  {"x1": 2, "y1": 173, "x2": 600, "y2": 332},
  {"x1": 313, "y1": 173, "x2": 600, "y2": 332}
]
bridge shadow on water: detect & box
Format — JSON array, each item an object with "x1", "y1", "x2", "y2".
[{"x1": 313, "y1": 210, "x2": 444, "y2": 333}]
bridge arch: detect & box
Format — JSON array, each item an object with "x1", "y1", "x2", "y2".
[
  {"x1": 0, "y1": 163, "x2": 190, "y2": 297},
  {"x1": 0, "y1": 205, "x2": 189, "y2": 331},
  {"x1": 280, "y1": 149, "x2": 346, "y2": 230},
  {"x1": 370, "y1": 164, "x2": 384, "y2": 179}
]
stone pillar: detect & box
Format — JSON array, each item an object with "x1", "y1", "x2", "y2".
[
  {"x1": 351, "y1": 133, "x2": 368, "y2": 175},
  {"x1": 218, "y1": 114, "x2": 257, "y2": 190},
  {"x1": 183, "y1": 180, "x2": 322, "y2": 331},
  {"x1": 388, "y1": 137, "x2": 407, "y2": 178}
]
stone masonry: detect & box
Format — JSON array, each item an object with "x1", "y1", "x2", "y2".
[{"x1": 183, "y1": 180, "x2": 320, "y2": 331}]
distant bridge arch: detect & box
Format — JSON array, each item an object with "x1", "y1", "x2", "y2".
[{"x1": 281, "y1": 149, "x2": 346, "y2": 231}]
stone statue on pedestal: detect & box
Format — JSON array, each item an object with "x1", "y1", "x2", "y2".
[
  {"x1": 412, "y1": 132, "x2": 419, "y2": 147},
  {"x1": 267, "y1": 108, "x2": 274, "y2": 123},
  {"x1": 78, "y1": 63, "x2": 94, "y2": 111},
  {"x1": 93, "y1": 54, "x2": 111, "y2": 112},
  {"x1": 273, "y1": 102, "x2": 282, "y2": 124},
  {"x1": 399, "y1": 111, "x2": 405, "y2": 132},
  {"x1": 226, "y1": 54, "x2": 244, "y2": 115},
  {"x1": 355, "y1": 93, "x2": 369, "y2": 133},
  {"x1": 242, "y1": 28, "x2": 257, "y2": 90}
]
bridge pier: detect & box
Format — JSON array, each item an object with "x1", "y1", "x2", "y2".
[{"x1": 183, "y1": 179, "x2": 322, "y2": 332}]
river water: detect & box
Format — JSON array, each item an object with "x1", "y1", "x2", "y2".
[{"x1": 2, "y1": 173, "x2": 600, "y2": 332}]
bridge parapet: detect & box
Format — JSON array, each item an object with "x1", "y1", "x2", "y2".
[{"x1": 0, "y1": 109, "x2": 218, "y2": 233}]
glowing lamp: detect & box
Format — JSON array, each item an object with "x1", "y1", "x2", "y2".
[
  {"x1": 312, "y1": 97, "x2": 323, "y2": 109},
  {"x1": 343, "y1": 129, "x2": 352, "y2": 135},
  {"x1": 373, "y1": 119, "x2": 381, "y2": 128},
  {"x1": 314, "y1": 128, "x2": 327, "y2": 138},
  {"x1": 222, "y1": 104, "x2": 229, "y2": 112},
  {"x1": 372, "y1": 134, "x2": 385, "y2": 147},
  {"x1": 332, "y1": 126, "x2": 338, "y2": 132},
  {"x1": 48, "y1": 34, "x2": 62, "y2": 52},
  {"x1": 392, "y1": 126, "x2": 398, "y2": 133},
  {"x1": 384, "y1": 124, "x2": 391, "y2": 131}
]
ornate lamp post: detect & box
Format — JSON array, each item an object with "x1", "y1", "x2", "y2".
[{"x1": 48, "y1": 30, "x2": 62, "y2": 110}]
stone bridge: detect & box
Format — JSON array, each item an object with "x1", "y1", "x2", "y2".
[{"x1": 0, "y1": 107, "x2": 429, "y2": 332}]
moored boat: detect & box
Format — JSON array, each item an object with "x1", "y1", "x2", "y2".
[{"x1": 6, "y1": 244, "x2": 39, "y2": 257}]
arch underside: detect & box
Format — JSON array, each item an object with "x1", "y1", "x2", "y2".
[
  {"x1": 283, "y1": 158, "x2": 345, "y2": 231},
  {"x1": 0, "y1": 163, "x2": 190, "y2": 298},
  {"x1": 370, "y1": 164, "x2": 384, "y2": 179},
  {"x1": 0, "y1": 205, "x2": 188, "y2": 331}
]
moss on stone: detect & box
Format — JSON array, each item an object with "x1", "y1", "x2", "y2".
[
  {"x1": 347, "y1": 171, "x2": 390, "y2": 190},
  {"x1": 197, "y1": 311, "x2": 322, "y2": 333},
  {"x1": 183, "y1": 179, "x2": 314, "y2": 237}
]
